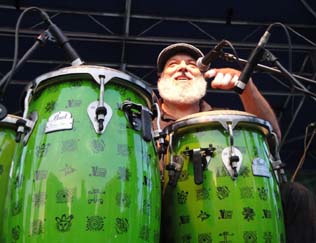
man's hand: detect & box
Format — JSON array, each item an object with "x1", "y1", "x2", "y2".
[{"x1": 205, "y1": 68, "x2": 245, "y2": 90}]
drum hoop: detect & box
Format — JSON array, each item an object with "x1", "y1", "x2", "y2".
[
  {"x1": 30, "y1": 65, "x2": 154, "y2": 105},
  {"x1": 163, "y1": 113, "x2": 273, "y2": 136},
  {"x1": 0, "y1": 114, "x2": 21, "y2": 128}
]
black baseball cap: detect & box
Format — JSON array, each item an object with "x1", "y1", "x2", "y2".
[{"x1": 156, "y1": 43, "x2": 204, "y2": 73}]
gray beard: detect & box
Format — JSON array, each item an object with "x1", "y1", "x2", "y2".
[{"x1": 158, "y1": 76, "x2": 207, "y2": 105}]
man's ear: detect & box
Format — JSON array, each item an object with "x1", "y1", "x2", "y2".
[{"x1": 157, "y1": 72, "x2": 161, "y2": 81}]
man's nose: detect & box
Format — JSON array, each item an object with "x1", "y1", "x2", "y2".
[{"x1": 178, "y1": 61, "x2": 188, "y2": 71}]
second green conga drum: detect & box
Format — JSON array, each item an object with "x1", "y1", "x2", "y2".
[{"x1": 161, "y1": 110, "x2": 285, "y2": 243}]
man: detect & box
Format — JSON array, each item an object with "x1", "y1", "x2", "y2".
[
  {"x1": 156, "y1": 43, "x2": 316, "y2": 243},
  {"x1": 156, "y1": 42, "x2": 281, "y2": 139}
]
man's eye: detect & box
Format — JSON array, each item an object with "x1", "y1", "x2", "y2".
[{"x1": 167, "y1": 63, "x2": 177, "y2": 67}]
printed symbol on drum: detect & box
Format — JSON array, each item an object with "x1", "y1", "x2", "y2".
[
  {"x1": 240, "y1": 186, "x2": 254, "y2": 199},
  {"x1": 181, "y1": 234, "x2": 192, "y2": 243},
  {"x1": 11, "y1": 225, "x2": 20, "y2": 240},
  {"x1": 218, "y1": 209, "x2": 233, "y2": 220},
  {"x1": 45, "y1": 101, "x2": 56, "y2": 113},
  {"x1": 243, "y1": 231, "x2": 257, "y2": 243},
  {"x1": 60, "y1": 164, "x2": 76, "y2": 176},
  {"x1": 89, "y1": 166, "x2": 107, "y2": 177},
  {"x1": 31, "y1": 219, "x2": 44, "y2": 235},
  {"x1": 56, "y1": 188, "x2": 75, "y2": 203},
  {"x1": 154, "y1": 231, "x2": 160, "y2": 242},
  {"x1": 142, "y1": 199, "x2": 151, "y2": 214},
  {"x1": 117, "y1": 144, "x2": 131, "y2": 156},
  {"x1": 56, "y1": 214, "x2": 74, "y2": 232},
  {"x1": 61, "y1": 139, "x2": 78, "y2": 152},
  {"x1": 91, "y1": 139, "x2": 105, "y2": 153},
  {"x1": 32, "y1": 192, "x2": 46, "y2": 207},
  {"x1": 178, "y1": 170, "x2": 189, "y2": 181},
  {"x1": 34, "y1": 170, "x2": 48, "y2": 181},
  {"x1": 277, "y1": 208, "x2": 283, "y2": 220},
  {"x1": 219, "y1": 231, "x2": 234, "y2": 242},
  {"x1": 155, "y1": 206, "x2": 161, "y2": 221},
  {"x1": 66, "y1": 99, "x2": 82, "y2": 108},
  {"x1": 252, "y1": 146, "x2": 259, "y2": 157},
  {"x1": 117, "y1": 167, "x2": 131, "y2": 181},
  {"x1": 86, "y1": 216, "x2": 105, "y2": 231},
  {"x1": 47, "y1": 85, "x2": 59, "y2": 92},
  {"x1": 197, "y1": 210, "x2": 210, "y2": 221},
  {"x1": 139, "y1": 225, "x2": 150, "y2": 241},
  {"x1": 262, "y1": 209, "x2": 272, "y2": 219},
  {"x1": 11, "y1": 200, "x2": 22, "y2": 216},
  {"x1": 146, "y1": 154, "x2": 153, "y2": 165},
  {"x1": 196, "y1": 187, "x2": 210, "y2": 200},
  {"x1": 216, "y1": 166, "x2": 229, "y2": 177},
  {"x1": 179, "y1": 215, "x2": 190, "y2": 225},
  {"x1": 115, "y1": 218, "x2": 129, "y2": 234},
  {"x1": 240, "y1": 166, "x2": 251, "y2": 177},
  {"x1": 242, "y1": 207, "x2": 255, "y2": 221},
  {"x1": 274, "y1": 188, "x2": 281, "y2": 201},
  {"x1": 36, "y1": 143, "x2": 50, "y2": 157},
  {"x1": 88, "y1": 188, "x2": 105, "y2": 204},
  {"x1": 117, "y1": 86, "x2": 128, "y2": 96},
  {"x1": 198, "y1": 233, "x2": 212, "y2": 243},
  {"x1": 116, "y1": 193, "x2": 131, "y2": 208},
  {"x1": 14, "y1": 175, "x2": 23, "y2": 188},
  {"x1": 177, "y1": 190, "x2": 189, "y2": 204},
  {"x1": 70, "y1": 80, "x2": 83, "y2": 87},
  {"x1": 116, "y1": 122, "x2": 128, "y2": 134},
  {"x1": 257, "y1": 187, "x2": 268, "y2": 201},
  {"x1": 263, "y1": 232, "x2": 273, "y2": 242},
  {"x1": 216, "y1": 186, "x2": 230, "y2": 200},
  {"x1": 143, "y1": 175, "x2": 152, "y2": 187}
]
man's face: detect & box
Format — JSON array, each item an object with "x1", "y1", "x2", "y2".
[{"x1": 158, "y1": 53, "x2": 207, "y2": 105}]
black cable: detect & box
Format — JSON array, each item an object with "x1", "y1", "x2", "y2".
[
  {"x1": 286, "y1": 25, "x2": 316, "y2": 47},
  {"x1": 268, "y1": 22, "x2": 293, "y2": 72},
  {"x1": 291, "y1": 123, "x2": 316, "y2": 182},
  {"x1": 223, "y1": 40, "x2": 243, "y2": 70},
  {"x1": 299, "y1": 0, "x2": 316, "y2": 20},
  {"x1": 0, "y1": 7, "x2": 48, "y2": 94}
]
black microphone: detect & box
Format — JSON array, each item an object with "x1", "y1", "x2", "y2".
[
  {"x1": 196, "y1": 40, "x2": 227, "y2": 72},
  {"x1": 234, "y1": 30, "x2": 271, "y2": 94},
  {"x1": 40, "y1": 12, "x2": 83, "y2": 66}
]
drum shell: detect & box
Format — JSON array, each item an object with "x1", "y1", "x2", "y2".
[
  {"x1": 3, "y1": 66, "x2": 161, "y2": 242},
  {"x1": 162, "y1": 112, "x2": 286, "y2": 242},
  {"x1": 0, "y1": 115, "x2": 21, "y2": 238}
]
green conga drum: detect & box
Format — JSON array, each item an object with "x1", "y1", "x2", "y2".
[
  {"x1": 161, "y1": 110, "x2": 285, "y2": 243},
  {"x1": 0, "y1": 115, "x2": 21, "y2": 237},
  {"x1": 2, "y1": 65, "x2": 161, "y2": 242}
]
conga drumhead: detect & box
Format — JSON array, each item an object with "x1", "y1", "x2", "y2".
[
  {"x1": 32, "y1": 65, "x2": 154, "y2": 107},
  {"x1": 164, "y1": 110, "x2": 273, "y2": 137}
]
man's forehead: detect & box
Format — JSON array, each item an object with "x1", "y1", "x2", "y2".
[{"x1": 166, "y1": 53, "x2": 196, "y2": 63}]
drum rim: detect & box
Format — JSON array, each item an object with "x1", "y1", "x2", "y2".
[
  {"x1": 21, "y1": 65, "x2": 155, "y2": 109},
  {"x1": 31, "y1": 65, "x2": 153, "y2": 97},
  {"x1": 163, "y1": 110, "x2": 273, "y2": 135}
]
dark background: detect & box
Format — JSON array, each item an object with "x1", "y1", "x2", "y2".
[{"x1": 0, "y1": 1, "x2": 316, "y2": 188}]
